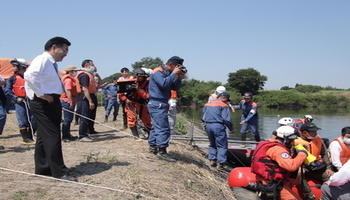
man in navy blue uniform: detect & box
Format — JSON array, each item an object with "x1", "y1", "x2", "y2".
[
  {"x1": 202, "y1": 92, "x2": 235, "y2": 169},
  {"x1": 102, "y1": 77, "x2": 119, "y2": 122},
  {"x1": 147, "y1": 56, "x2": 186, "y2": 162}
]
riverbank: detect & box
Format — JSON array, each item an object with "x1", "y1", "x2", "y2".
[{"x1": 0, "y1": 108, "x2": 235, "y2": 200}]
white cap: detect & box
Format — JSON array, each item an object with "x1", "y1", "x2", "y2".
[{"x1": 216, "y1": 86, "x2": 226, "y2": 93}]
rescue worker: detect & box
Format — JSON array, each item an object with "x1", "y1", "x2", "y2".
[
  {"x1": 294, "y1": 115, "x2": 313, "y2": 135},
  {"x1": 60, "y1": 65, "x2": 79, "y2": 141},
  {"x1": 117, "y1": 67, "x2": 134, "y2": 129},
  {"x1": 202, "y1": 92, "x2": 235, "y2": 169},
  {"x1": 294, "y1": 122, "x2": 334, "y2": 200},
  {"x1": 119, "y1": 68, "x2": 151, "y2": 141},
  {"x1": 233, "y1": 92, "x2": 260, "y2": 142},
  {"x1": 208, "y1": 86, "x2": 226, "y2": 102},
  {"x1": 251, "y1": 126, "x2": 307, "y2": 200},
  {"x1": 168, "y1": 90, "x2": 177, "y2": 135},
  {"x1": 321, "y1": 159, "x2": 350, "y2": 200},
  {"x1": 328, "y1": 126, "x2": 350, "y2": 171},
  {"x1": 148, "y1": 56, "x2": 186, "y2": 162},
  {"x1": 5, "y1": 58, "x2": 36, "y2": 145},
  {"x1": 102, "y1": 77, "x2": 119, "y2": 122},
  {"x1": 76, "y1": 60, "x2": 98, "y2": 142}
]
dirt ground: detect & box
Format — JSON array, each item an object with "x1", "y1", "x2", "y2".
[{"x1": 0, "y1": 107, "x2": 236, "y2": 200}]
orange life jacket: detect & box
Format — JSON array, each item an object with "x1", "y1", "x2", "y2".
[
  {"x1": 13, "y1": 74, "x2": 26, "y2": 97},
  {"x1": 76, "y1": 71, "x2": 97, "y2": 94},
  {"x1": 294, "y1": 136, "x2": 323, "y2": 159},
  {"x1": 330, "y1": 137, "x2": 350, "y2": 165},
  {"x1": 251, "y1": 140, "x2": 289, "y2": 181},
  {"x1": 60, "y1": 74, "x2": 78, "y2": 99},
  {"x1": 170, "y1": 90, "x2": 177, "y2": 99}
]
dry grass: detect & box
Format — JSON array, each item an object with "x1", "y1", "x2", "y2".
[{"x1": 0, "y1": 107, "x2": 236, "y2": 200}]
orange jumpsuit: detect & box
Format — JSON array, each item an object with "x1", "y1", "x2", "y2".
[
  {"x1": 256, "y1": 138, "x2": 306, "y2": 200},
  {"x1": 119, "y1": 79, "x2": 151, "y2": 129}
]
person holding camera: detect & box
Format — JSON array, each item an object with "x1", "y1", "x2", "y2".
[
  {"x1": 147, "y1": 56, "x2": 186, "y2": 162},
  {"x1": 117, "y1": 67, "x2": 134, "y2": 129},
  {"x1": 5, "y1": 58, "x2": 36, "y2": 145},
  {"x1": 118, "y1": 68, "x2": 152, "y2": 140}
]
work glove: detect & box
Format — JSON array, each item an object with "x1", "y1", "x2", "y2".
[{"x1": 295, "y1": 149, "x2": 308, "y2": 157}]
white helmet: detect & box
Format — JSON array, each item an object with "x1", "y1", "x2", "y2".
[
  {"x1": 275, "y1": 126, "x2": 298, "y2": 139},
  {"x1": 278, "y1": 117, "x2": 295, "y2": 126},
  {"x1": 215, "y1": 86, "x2": 226, "y2": 94},
  {"x1": 141, "y1": 68, "x2": 152, "y2": 76},
  {"x1": 304, "y1": 115, "x2": 313, "y2": 120},
  {"x1": 10, "y1": 58, "x2": 28, "y2": 68}
]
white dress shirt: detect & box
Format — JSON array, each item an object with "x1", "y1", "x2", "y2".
[
  {"x1": 328, "y1": 138, "x2": 350, "y2": 168},
  {"x1": 328, "y1": 159, "x2": 350, "y2": 186},
  {"x1": 24, "y1": 52, "x2": 64, "y2": 99}
]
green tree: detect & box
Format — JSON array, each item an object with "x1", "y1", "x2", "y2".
[
  {"x1": 227, "y1": 68, "x2": 267, "y2": 95},
  {"x1": 131, "y1": 57, "x2": 163, "y2": 70}
]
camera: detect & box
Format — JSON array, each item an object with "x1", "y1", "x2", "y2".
[
  {"x1": 116, "y1": 79, "x2": 137, "y2": 93},
  {"x1": 179, "y1": 65, "x2": 188, "y2": 74}
]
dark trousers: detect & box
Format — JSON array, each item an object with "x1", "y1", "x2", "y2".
[
  {"x1": 30, "y1": 95, "x2": 68, "y2": 178},
  {"x1": 77, "y1": 94, "x2": 97, "y2": 137}
]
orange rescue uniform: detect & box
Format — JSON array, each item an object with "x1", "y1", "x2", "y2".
[{"x1": 255, "y1": 138, "x2": 306, "y2": 200}]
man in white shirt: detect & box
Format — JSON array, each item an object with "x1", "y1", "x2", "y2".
[
  {"x1": 321, "y1": 159, "x2": 350, "y2": 200},
  {"x1": 24, "y1": 36, "x2": 77, "y2": 182},
  {"x1": 328, "y1": 126, "x2": 350, "y2": 171},
  {"x1": 0, "y1": 75, "x2": 7, "y2": 149}
]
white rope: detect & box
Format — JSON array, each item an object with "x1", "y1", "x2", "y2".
[{"x1": 0, "y1": 167, "x2": 151, "y2": 198}]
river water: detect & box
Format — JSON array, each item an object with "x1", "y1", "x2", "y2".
[{"x1": 180, "y1": 107, "x2": 350, "y2": 141}]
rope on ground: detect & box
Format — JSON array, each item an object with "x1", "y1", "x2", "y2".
[
  {"x1": 62, "y1": 107, "x2": 146, "y2": 141},
  {"x1": 0, "y1": 166, "x2": 152, "y2": 199}
]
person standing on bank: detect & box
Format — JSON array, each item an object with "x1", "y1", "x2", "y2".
[
  {"x1": 117, "y1": 67, "x2": 134, "y2": 129},
  {"x1": 202, "y1": 92, "x2": 235, "y2": 169},
  {"x1": 60, "y1": 65, "x2": 79, "y2": 141},
  {"x1": 148, "y1": 56, "x2": 186, "y2": 162},
  {"x1": 24, "y1": 36, "x2": 77, "y2": 181},
  {"x1": 233, "y1": 92, "x2": 260, "y2": 142},
  {"x1": 76, "y1": 60, "x2": 98, "y2": 142},
  {"x1": 102, "y1": 77, "x2": 119, "y2": 122},
  {"x1": 5, "y1": 58, "x2": 36, "y2": 145}
]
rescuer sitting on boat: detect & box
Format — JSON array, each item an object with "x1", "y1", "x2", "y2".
[{"x1": 251, "y1": 126, "x2": 307, "y2": 200}]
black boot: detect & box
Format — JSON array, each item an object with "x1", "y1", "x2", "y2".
[
  {"x1": 240, "y1": 134, "x2": 246, "y2": 147},
  {"x1": 130, "y1": 126, "x2": 141, "y2": 141},
  {"x1": 241, "y1": 134, "x2": 246, "y2": 141},
  {"x1": 20, "y1": 129, "x2": 35, "y2": 145},
  {"x1": 149, "y1": 145, "x2": 158, "y2": 155},
  {"x1": 254, "y1": 135, "x2": 261, "y2": 142},
  {"x1": 104, "y1": 116, "x2": 108, "y2": 123},
  {"x1": 156, "y1": 147, "x2": 176, "y2": 162},
  {"x1": 123, "y1": 114, "x2": 128, "y2": 129},
  {"x1": 112, "y1": 115, "x2": 117, "y2": 121}
]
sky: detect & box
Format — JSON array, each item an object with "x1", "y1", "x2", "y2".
[{"x1": 1, "y1": 1, "x2": 349, "y2": 90}]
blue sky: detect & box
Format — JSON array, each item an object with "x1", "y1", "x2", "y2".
[{"x1": 1, "y1": 1, "x2": 349, "y2": 90}]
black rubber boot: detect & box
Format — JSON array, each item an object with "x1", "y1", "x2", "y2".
[
  {"x1": 130, "y1": 126, "x2": 141, "y2": 141},
  {"x1": 112, "y1": 115, "x2": 117, "y2": 121},
  {"x1": 20, "y1": 129, "x2": 35, "y2": 145},
  {"x1": 240, "y1": 134, "x2": 247, "y2": 147},
  {"x1": 156, "y1": 147, "x2": 176, "y2": 162},
  {"x1": 254, "y1": 135, "x2": 261, "y2": 142},
  {"x1": 241, "y1": 134, "x2": 246, "y2": 141},
  {"x1": 149, "y1": 145, "x2": 158, "y2": 155},
  {"x1": 104, "y1": 116, "x2": 108, "y2": 123}
]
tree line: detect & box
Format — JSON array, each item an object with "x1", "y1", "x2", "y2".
[{"x1": 101, "y1": 57, "x2": 350, "y2": 109}]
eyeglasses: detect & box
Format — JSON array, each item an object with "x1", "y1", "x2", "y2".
[{"x1": 57, "y1": 46, "x2": 69, "y2": 52}]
